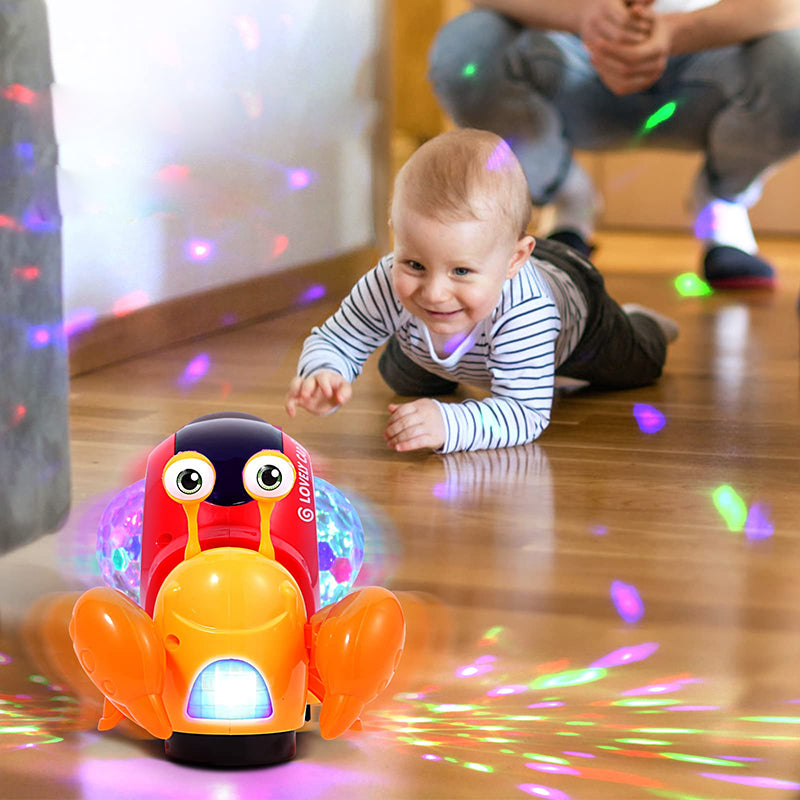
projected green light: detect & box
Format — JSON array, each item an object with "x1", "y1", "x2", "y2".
[
  {"x1": 462, "y1": 62, "x2": 477, "y2": 77},
  {"x1": 713, "y1": 485, "x2": 748, "y2": 531},
  {"x1": 644, "y1": 101, "x2": 678, "y2": 131},
  {"x1": 661, "y1": 752, "x2": 746, "y2": 767},
  {"x1": 530, "y1": 667, "x2": 606, "y2": 690},
  {"x1": 674, "y1": 272, "x2": 713, "y2": 297}
]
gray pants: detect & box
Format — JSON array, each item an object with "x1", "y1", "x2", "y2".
[
  {"x1": 378, "y1": 239, "x2": 666, "y2": 396},
  {"x1": 428, "y1": 10, "x2": 800, "y2": 205}
]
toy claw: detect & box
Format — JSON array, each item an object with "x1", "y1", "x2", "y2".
[
  {"x1": 69, "y1": 587, "x2": 173, "y2": 739},
  {"x1": 310, "y1": 587, "x2": 405, "y2": 739}
]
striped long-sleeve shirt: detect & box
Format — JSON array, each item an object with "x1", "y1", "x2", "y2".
[{"x1": 297, "y1": 253, "x2": 586, "y2": 453}]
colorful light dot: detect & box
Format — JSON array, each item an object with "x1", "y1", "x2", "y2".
[
  {"x1": 298, "y1": 284, "x2": 326, "y2": 304},
  {"x1": 272, "y1": 234, "x2": 289, "y2": 258},
  {"x1": 611, "y1": 580, "x2": 645, "y2": 623},
  {"x1": 590, "y1": 643, "x2": 659, "y2": 669},
  {"x1": 531, "y1": 668, "x2": 606, "y2": 690},
  {"x1": 674, "y1": 272, "x2": 713, "y2": 297},
  {"x1": 518, "y1": 784, "x2": 570, "y2": 800},
  {"x1": 633, "y1": 403, "x2": 666, "y2": 434},
  {"x1": 643, "y1": 101, "x2": 678, "y2": 132},
  {"x1": 28, "y1": 325, "x2": 51, "y2": 348},
  {"x1": 288, "y1": 169, "x2": 311, "y2": 189},
  {"x1": 112, "y1": 290, "x2": 150, "y2": 317},
  {"x1": 488, "y1": 684, "x2": 528, "y2": 697},
  {"x1": 187, "y1": 239, "x2": 214, "y2": 261},
  {"x1": 179, "y1": 353, "x2": 210, "y2": 386},
  {"x1": 745, "y1": 502, "x2": 774, "y2": 540},
  {"x1": 713, "y1": 485, "x2": 747, "y2": 532},
  {"x1": 462, "y1": 62, "x2": 477, "y2": 77}
]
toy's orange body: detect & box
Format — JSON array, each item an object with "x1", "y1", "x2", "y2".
[{"x1": 69, "y1": 413, "x2": 405, "y2": 765}]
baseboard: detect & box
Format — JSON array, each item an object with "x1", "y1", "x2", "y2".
[{"x1": 67, "y1": 246, "x2": 379, "y2": 377}]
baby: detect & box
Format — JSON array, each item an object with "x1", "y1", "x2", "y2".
[{"x1": 285, "y1": 128, "x2": 677, "y2": 453}]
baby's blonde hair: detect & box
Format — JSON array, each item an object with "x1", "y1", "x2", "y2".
[{"x1": 392, "y1": 128, "x2": 532, "y2": 240}]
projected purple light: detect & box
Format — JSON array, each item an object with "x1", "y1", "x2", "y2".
[
  {"x1": 28, "y1": 325, "x2": 51, "y2": 348},
  {"x1": 289, "y1": 169, "x2": 311, "y2": 189},
  {"x1": 63, "y1": 308, "x2": 98, "y2": 338},
  {"x1": 745, "y1": 502, "x2": 774, "y2": 540},
  {"x1": 610, "y1": 580, "x2": 644, "y2": 623},
  {"x1": 590, "y1": 642, "x2": 658, "y2": 670},
  {"x1": 432, "y1": 482, "x2": 458, "y2": 500},
  {"x1": 186, "y1": 239, "x2": 213, "y2": 261},
  {"x1": 633, "y1": 403, "x2": 666, "y2": 434},
  {"x1": 700, "y1": 773, "x2": 800, "y2": 790},
  {"x1": 298, "y1": 284, "x2": 326, "y2": 304},
  {"x1": 179, "y1": 353, "x2": 210, "y2": 386},
  {"x1": 486, "y1": 139, "x2": 512, "y2": 171}
]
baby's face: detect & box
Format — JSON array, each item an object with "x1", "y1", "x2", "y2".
[{"x1": 391, "y1": 202, "x2": 530, "y2": 342}]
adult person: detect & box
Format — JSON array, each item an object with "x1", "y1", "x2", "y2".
[{"x1": 428, "y1": 0, "x2": 800, "y2": 288}]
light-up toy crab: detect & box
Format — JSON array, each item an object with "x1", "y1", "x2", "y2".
[{"x1": 69, "y1": 412, "x2": 405, "y2": 766}]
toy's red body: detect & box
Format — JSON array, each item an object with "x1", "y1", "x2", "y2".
[{"x1": 139, "y1": 419, "x2": 319, "y2": 616}]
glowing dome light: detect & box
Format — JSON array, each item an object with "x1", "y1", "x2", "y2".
[
  {"x1": 97, "y1": 476, "x2": 365, "y2": 609},
  {"x1": 314, "y1": 477, "x2": 365, "y2": 606},
  {"x1": 96, "y1": 478, "x2": 145, "y2": 603}
]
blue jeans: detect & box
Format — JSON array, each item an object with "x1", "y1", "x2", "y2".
[{"x1": 429, "y1": 10, "x2": 800, "y2": 206}]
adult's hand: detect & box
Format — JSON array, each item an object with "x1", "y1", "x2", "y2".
[
  {"x1": 578, "y1": 0, "x2": 655, "y2": 48},
  {"x1": 587, "y1": 10, "x2": 674, "y2": 94}
]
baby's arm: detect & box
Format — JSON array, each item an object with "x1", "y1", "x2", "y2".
[
  {"x1": 286, "y1": 255, "x2": 401, "y2": 418},
  {"x1": 384, "y1": 294, "x2": 560, "y2": 453},
  {"x1": 286, "y1": 370, "x2": 352, "y2": 417}
]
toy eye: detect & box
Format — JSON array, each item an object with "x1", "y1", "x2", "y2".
[
  {"x1": 163, "y1": 452, "x2": 216, "y2": 503},
  {"x1": 243, "y1": 450, "x2": 295, "y2": 501}
]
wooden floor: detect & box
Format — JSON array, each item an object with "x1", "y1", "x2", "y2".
[{"x1": 2, "y1": 232, "x2": 800, "y2": 799}]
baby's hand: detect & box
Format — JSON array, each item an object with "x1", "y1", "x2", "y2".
[
  {"x1": 285, "y1": 371, "x2": 352, "y2": 417},
  {"x1": 384, "y1": 399, "x2": 445, "y2": 452}
]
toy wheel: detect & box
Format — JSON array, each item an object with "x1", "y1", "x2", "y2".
[{"x1": 164, "y1": 730, "x2": 296, "y2": 766}]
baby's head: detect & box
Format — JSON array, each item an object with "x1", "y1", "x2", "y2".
[
  {"x1": 391, "y1": 128, "x2": 532, "y2": 246},
  {"x1": 390, "y1": 130, "x2": 534, "y2": 338}
]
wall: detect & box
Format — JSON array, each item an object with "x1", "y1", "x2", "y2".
[{"x1": 46, "y1": 0, "x2": 386, "y2": 325}]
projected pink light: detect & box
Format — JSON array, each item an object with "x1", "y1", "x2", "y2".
[
  {"x1": 234, "y1": 15, "x2": 261, "y2": 50},
  {"x1": 113, "y1": 291, "x2": 149, "y2": 317},
  {"x1": 610, "y1": 581, "x2": 644, "y2": 623},
  {"x1": 486, "y1": 139, "x2": 512, "y2": 171},
  {"x1": 590, "y1": 643, "x2": 658, "y2": 669},
  {"x1": 272, "y1": 235, "x2": 289, "y2": 258},
  {"x1": 187, "y1": 239, "x2": 213, "y2": 261},
  {"x1": 157, "y1": 164, "x2": 190, "y2": 182},
  {"x1": 519, "y1": 784, "x2": 571, "y2": 799},
  {"x1": 289, "y1": 169, "x2": 311, "y2": 189}
]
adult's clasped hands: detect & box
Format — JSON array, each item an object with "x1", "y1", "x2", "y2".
[{"x1": 579, "y1": 0, "x2": 672, "y2": 95}]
